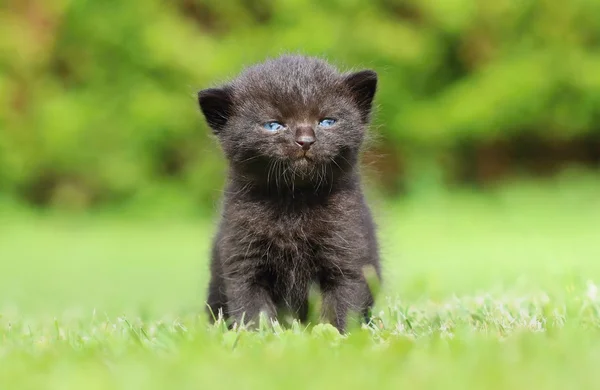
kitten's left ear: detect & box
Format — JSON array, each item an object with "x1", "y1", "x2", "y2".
[
  {"x1": 198, "y1": 86, "x2": 234, "y2": 134},
  {"x1": 344, "y1": 70, "x2": 378, "y2": 123}
]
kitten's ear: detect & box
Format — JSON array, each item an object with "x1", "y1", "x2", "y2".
[
  {"x1": 344, "y1": 70, "x2": 378, "y2": 123},
  {"x1": 197, "y1": 86, "x2": 233, "y2": 134}
]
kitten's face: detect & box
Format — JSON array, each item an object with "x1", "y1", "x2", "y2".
[{"x1": 198, "y1": 56, "x2": 377, "y2": 187}]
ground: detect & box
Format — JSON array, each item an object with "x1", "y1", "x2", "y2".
[{"x1": 1, "y1": 174, "x2": 600, "y2": 389}]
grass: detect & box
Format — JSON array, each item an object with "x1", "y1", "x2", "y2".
[{"x1": 1, "y1": 174, "x2": 600, "y2": 389}]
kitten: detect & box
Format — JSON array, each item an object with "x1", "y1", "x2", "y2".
[{"x1": 198, "y1": 55, "x2": 381, "y2": 333}]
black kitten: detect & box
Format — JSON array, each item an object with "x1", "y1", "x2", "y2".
[{"x1": 198, "y1": 55, "x2": 381, "y2": 333}]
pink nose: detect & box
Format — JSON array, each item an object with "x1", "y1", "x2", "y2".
[{"x1": 295, "y1": 136, "x2": 315, "y2": 150}]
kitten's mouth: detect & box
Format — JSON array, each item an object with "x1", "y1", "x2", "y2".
[
  {"x1": 292, "y1": 150, "x2": 314, "y2": 161},
  {"x1": 290, "y1": 152, "x2": 314, "y2": 170}
]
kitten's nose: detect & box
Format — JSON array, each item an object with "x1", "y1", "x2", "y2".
[
  {"x1": 296, "y1": 136, "x2": 315, "y2": 150},
  {"x1": 295, "y1": 126, "x2": 316, "y2": 151}
]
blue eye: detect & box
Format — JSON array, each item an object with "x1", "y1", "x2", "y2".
[
  {"x1": 318, "y1": 118, "x2": 337, "y2": 127},
  {"x1": 263, "y1": 121, "x2": 284, "y2": 132}
]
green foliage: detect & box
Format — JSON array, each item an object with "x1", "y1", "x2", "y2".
[{"x1": 1, "y1": 0, "x2": 599, "y2": 209}]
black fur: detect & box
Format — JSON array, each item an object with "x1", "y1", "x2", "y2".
[{"x1": 198, "y1": 55, "x2": 381, "y2": 333}]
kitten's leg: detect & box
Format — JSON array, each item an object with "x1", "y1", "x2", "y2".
[
  {"x1": 288, "y1": 281, "x2": 311, "y2": 324},
  {"x1": 320, "y1": 280, "x2": 373, "y2": 333},
  {"x1": 206, "y1": 244, "x2": 229, "y2": 323},
  {"x1": 297, "y1": 298, "x2": 309, "y2": 323},
  {"x1": 226, "y1": 281, "x2": 277, "y2": 328},
  {"x1": 206, "y1": 275, "x2": 228, "y2": 323}
]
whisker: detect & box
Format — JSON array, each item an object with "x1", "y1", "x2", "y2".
[
  {"x1": 267, "y1": 160, "x2": 275, "y2": 189},
  {"x1": 330, "y1": 157, "x2": 343, "y2": 172},
  {"x1": 238, "y1": 155, "x2": 261, "y2": 164},
  {"x1": 275, "y1": 160, "x2": 282, "y2": 194}
]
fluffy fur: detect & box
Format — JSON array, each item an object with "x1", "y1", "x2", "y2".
[{"x1": 198, "y1": 55, "x2": 381, "y2": 332}]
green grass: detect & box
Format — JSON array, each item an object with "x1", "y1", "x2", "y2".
[{"x1": 1, "y1": 174, "x2": 600, "y2": 389}]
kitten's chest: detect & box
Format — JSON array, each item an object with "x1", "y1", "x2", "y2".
[
  {"x1": 228, "y1": 199, "x2": 335, "y2": 259},
  {"x1": 250, "y1": 206, "x2": 328, "y2": 249},
  {"x1": 223, "y1": 191, "x2": 360, "y2": 266}
]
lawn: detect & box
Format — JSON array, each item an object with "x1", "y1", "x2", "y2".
[{"x1": 1, "y1": 174, "x2": 600, "y2": 389}]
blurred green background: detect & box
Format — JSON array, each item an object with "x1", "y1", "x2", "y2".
[{"x1": 2, "y1": 0, "x2": 599, "y2": 214}]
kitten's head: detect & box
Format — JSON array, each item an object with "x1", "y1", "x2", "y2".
[{"x1": 198, "y1": 55, "x2": 377, "y2": 188}]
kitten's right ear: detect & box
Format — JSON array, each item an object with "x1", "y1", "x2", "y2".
[{"x1": 197, "y1": 86, "x2": 233, "y2": 134}]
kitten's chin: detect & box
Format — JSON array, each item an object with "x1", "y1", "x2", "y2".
[
  {"x1": 287, "y1": 156, "x2": 316, "y2": 180},
  {"x1": 292, "y1": 157, "x2": 310, "y2": 169},
  {"x1": 290, "y1": 155, "x2": 321, "y2": 175}
]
